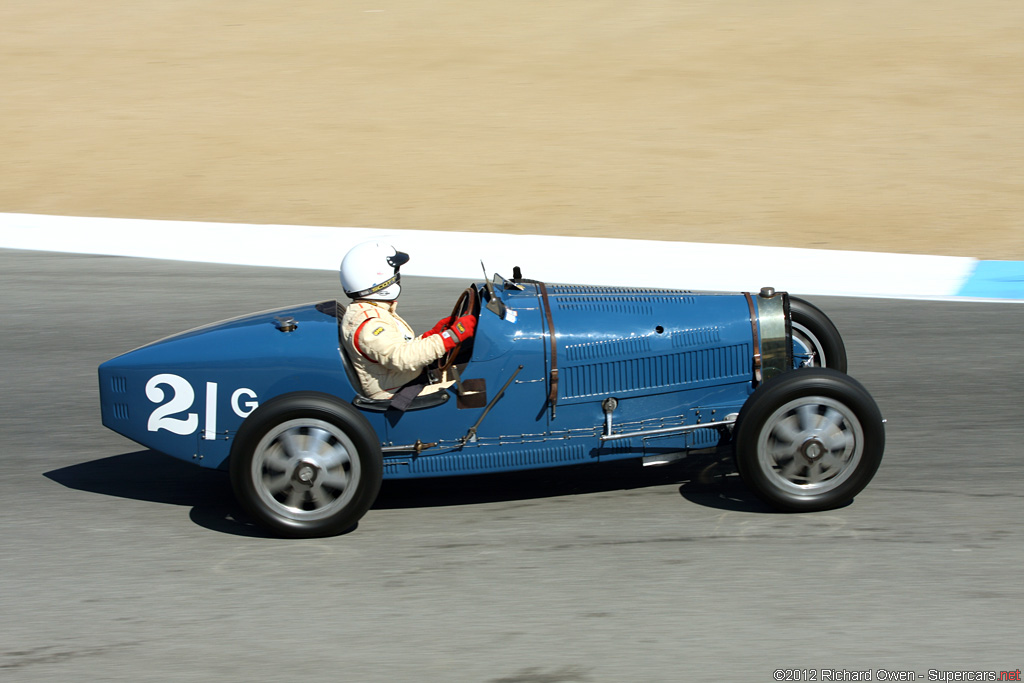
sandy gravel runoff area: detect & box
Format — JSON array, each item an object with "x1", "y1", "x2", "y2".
[{"x1": 2, "y1": 1, "x2": 1022, "y2": 259}]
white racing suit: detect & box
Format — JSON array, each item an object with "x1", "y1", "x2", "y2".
[{"x1": 341, "y1": 300, "x2": 448, "y2": 399}]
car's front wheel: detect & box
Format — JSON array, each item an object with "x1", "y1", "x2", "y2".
[
  {"x1": 230, "y1": 393, "x2": 383, "y2": 538},
  {"x1": 790, "y1": 296, "x2": 847, "y2": 372},
  {"x1": 734, "y1": 368, "x2": 884, "y2": 512}
]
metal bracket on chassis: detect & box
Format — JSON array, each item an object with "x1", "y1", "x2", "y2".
[
  {"x1": 599, "y1": 414, "x2": 739, "y2": 443},
  {"x1": 381, "y1": 439, "x2": 438, "y2": 454}
]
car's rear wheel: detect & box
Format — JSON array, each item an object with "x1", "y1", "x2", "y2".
[
  {"x1": 790, "y1": 296, "x2": 847, "y2": 372},
  {"x1": 230, "y1": 393, "x2": 383, "y2": 538},
  {"x1": 734, "y1": 368, "x2": 884, "y2": 512}
]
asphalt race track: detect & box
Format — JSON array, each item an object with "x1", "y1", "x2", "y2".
[{"x1": 2, "y1": 249, "x2": 1022, "y2": 681}]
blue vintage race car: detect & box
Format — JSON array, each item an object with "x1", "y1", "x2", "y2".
[{"x1": 98, "y1": 271, "x2": 884, "y2": 537}]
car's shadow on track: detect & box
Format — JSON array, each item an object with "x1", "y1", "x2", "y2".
[
  {"x1": 43, "y1": 449, "x2": 775, "y2": 538},
  {"x1": 43, "y1": 451, "x2": 272, "y2": 537}
]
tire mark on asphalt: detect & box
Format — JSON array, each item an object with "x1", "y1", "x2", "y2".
[
  {"x1": 1, "y1": 642, "x2": 140, "y2": 670},
  {"x1": 489, "y1": 666, "x2": 593, "y2": 683}
]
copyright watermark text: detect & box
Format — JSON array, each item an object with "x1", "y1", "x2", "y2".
[{"x1": 772, "y1": 670, "x2": 1021, "y2": 682}]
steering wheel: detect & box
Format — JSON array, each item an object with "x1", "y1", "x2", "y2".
[{"x1": 436, "y1": 286, "x2": 478, "y2": 373}]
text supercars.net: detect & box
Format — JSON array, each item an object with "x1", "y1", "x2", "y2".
[{"x1": 773, "y1": 669, "x2": 1021, "y2": 682}]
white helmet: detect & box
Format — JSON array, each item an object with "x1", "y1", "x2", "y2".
[{"x1": 339, "y1": 240, "x2": 410, "y2": 301}]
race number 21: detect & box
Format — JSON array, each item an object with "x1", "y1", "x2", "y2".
[{"x1": 145, "y1": 374, "x2": 258, "y2": 440}]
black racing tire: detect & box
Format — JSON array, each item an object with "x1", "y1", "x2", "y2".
[
  {"x1": 734, "y1": 368, "x2": 884, "y2": 512},
  {"x1": 789, "y1": 296, "x2": 847, "y2": 372},
  {"x1": 229, "y1": 392, "x2": 383, "y2": 538}
]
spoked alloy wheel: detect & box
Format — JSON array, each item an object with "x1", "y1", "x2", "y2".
[
  {"x1": 735, "y1": 368, "x2": 883, "y2": 512},
  {"x1": 231, "y1": 393, "x2": 382, "y2": 538},
  {"x1": 755, "y1": 396, "x2": 863, "y2": 496},
  {"x1": 251, "y1": 418, "x2": 362, "y2": 523},
  {"x1": 789, "y1": 296, "x2": 847, "y2": 372}
]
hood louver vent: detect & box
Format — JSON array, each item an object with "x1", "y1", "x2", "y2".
[
  {"x1": 550, "y1": 287, "x2": 696, "y2": 316},
  {"x1": 562, "y1": 344, "x2": 749, "y2": 399},
  {"x1": 671, "y1": 326, "x2": 722, "y2": 348},
  {"x1": 547, "y1": 285, "x2": 693, "y2": 297},
  {"x1": 565, "y1": 336, "x2": 652, "y2": 362}
]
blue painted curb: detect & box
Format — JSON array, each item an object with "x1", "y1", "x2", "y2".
[{"x1": 957, "y1": 260, "x2": 1024, "y2": 300}]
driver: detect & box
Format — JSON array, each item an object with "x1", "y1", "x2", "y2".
[{"x1": 339, "y1": 240, "x2": 476, "y2": 401}]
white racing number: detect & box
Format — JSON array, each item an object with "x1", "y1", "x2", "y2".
[
  {"x1": 146, "y1": 374, "x2": 198, "y2": 435},
  {"x1": 145, "y1": 374, "x2": 258, "y2": 440}
]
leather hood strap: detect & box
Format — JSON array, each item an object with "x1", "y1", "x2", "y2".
[{"x1": 521, "y1": 278, "x2": 559, "y2": 417}]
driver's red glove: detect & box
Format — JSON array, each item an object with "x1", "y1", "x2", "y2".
[
  {"x1": 423, "y1": 317, "x2": 450, "y2": 339},
  {"x1": 440, "y1": 315, "x2": 476, "y2": 351}
]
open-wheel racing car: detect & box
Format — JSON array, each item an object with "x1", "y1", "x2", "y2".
[{"x1": 98, "y1": 269, "x2": 884, "y2": 538}]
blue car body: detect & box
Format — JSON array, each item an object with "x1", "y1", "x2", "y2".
[
  {"x1": 99, "y1": 280, "x2": 777, "y2": 477},
  {"x1": 99, "y1": 275, "x2": 884, "y2": 537}
]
